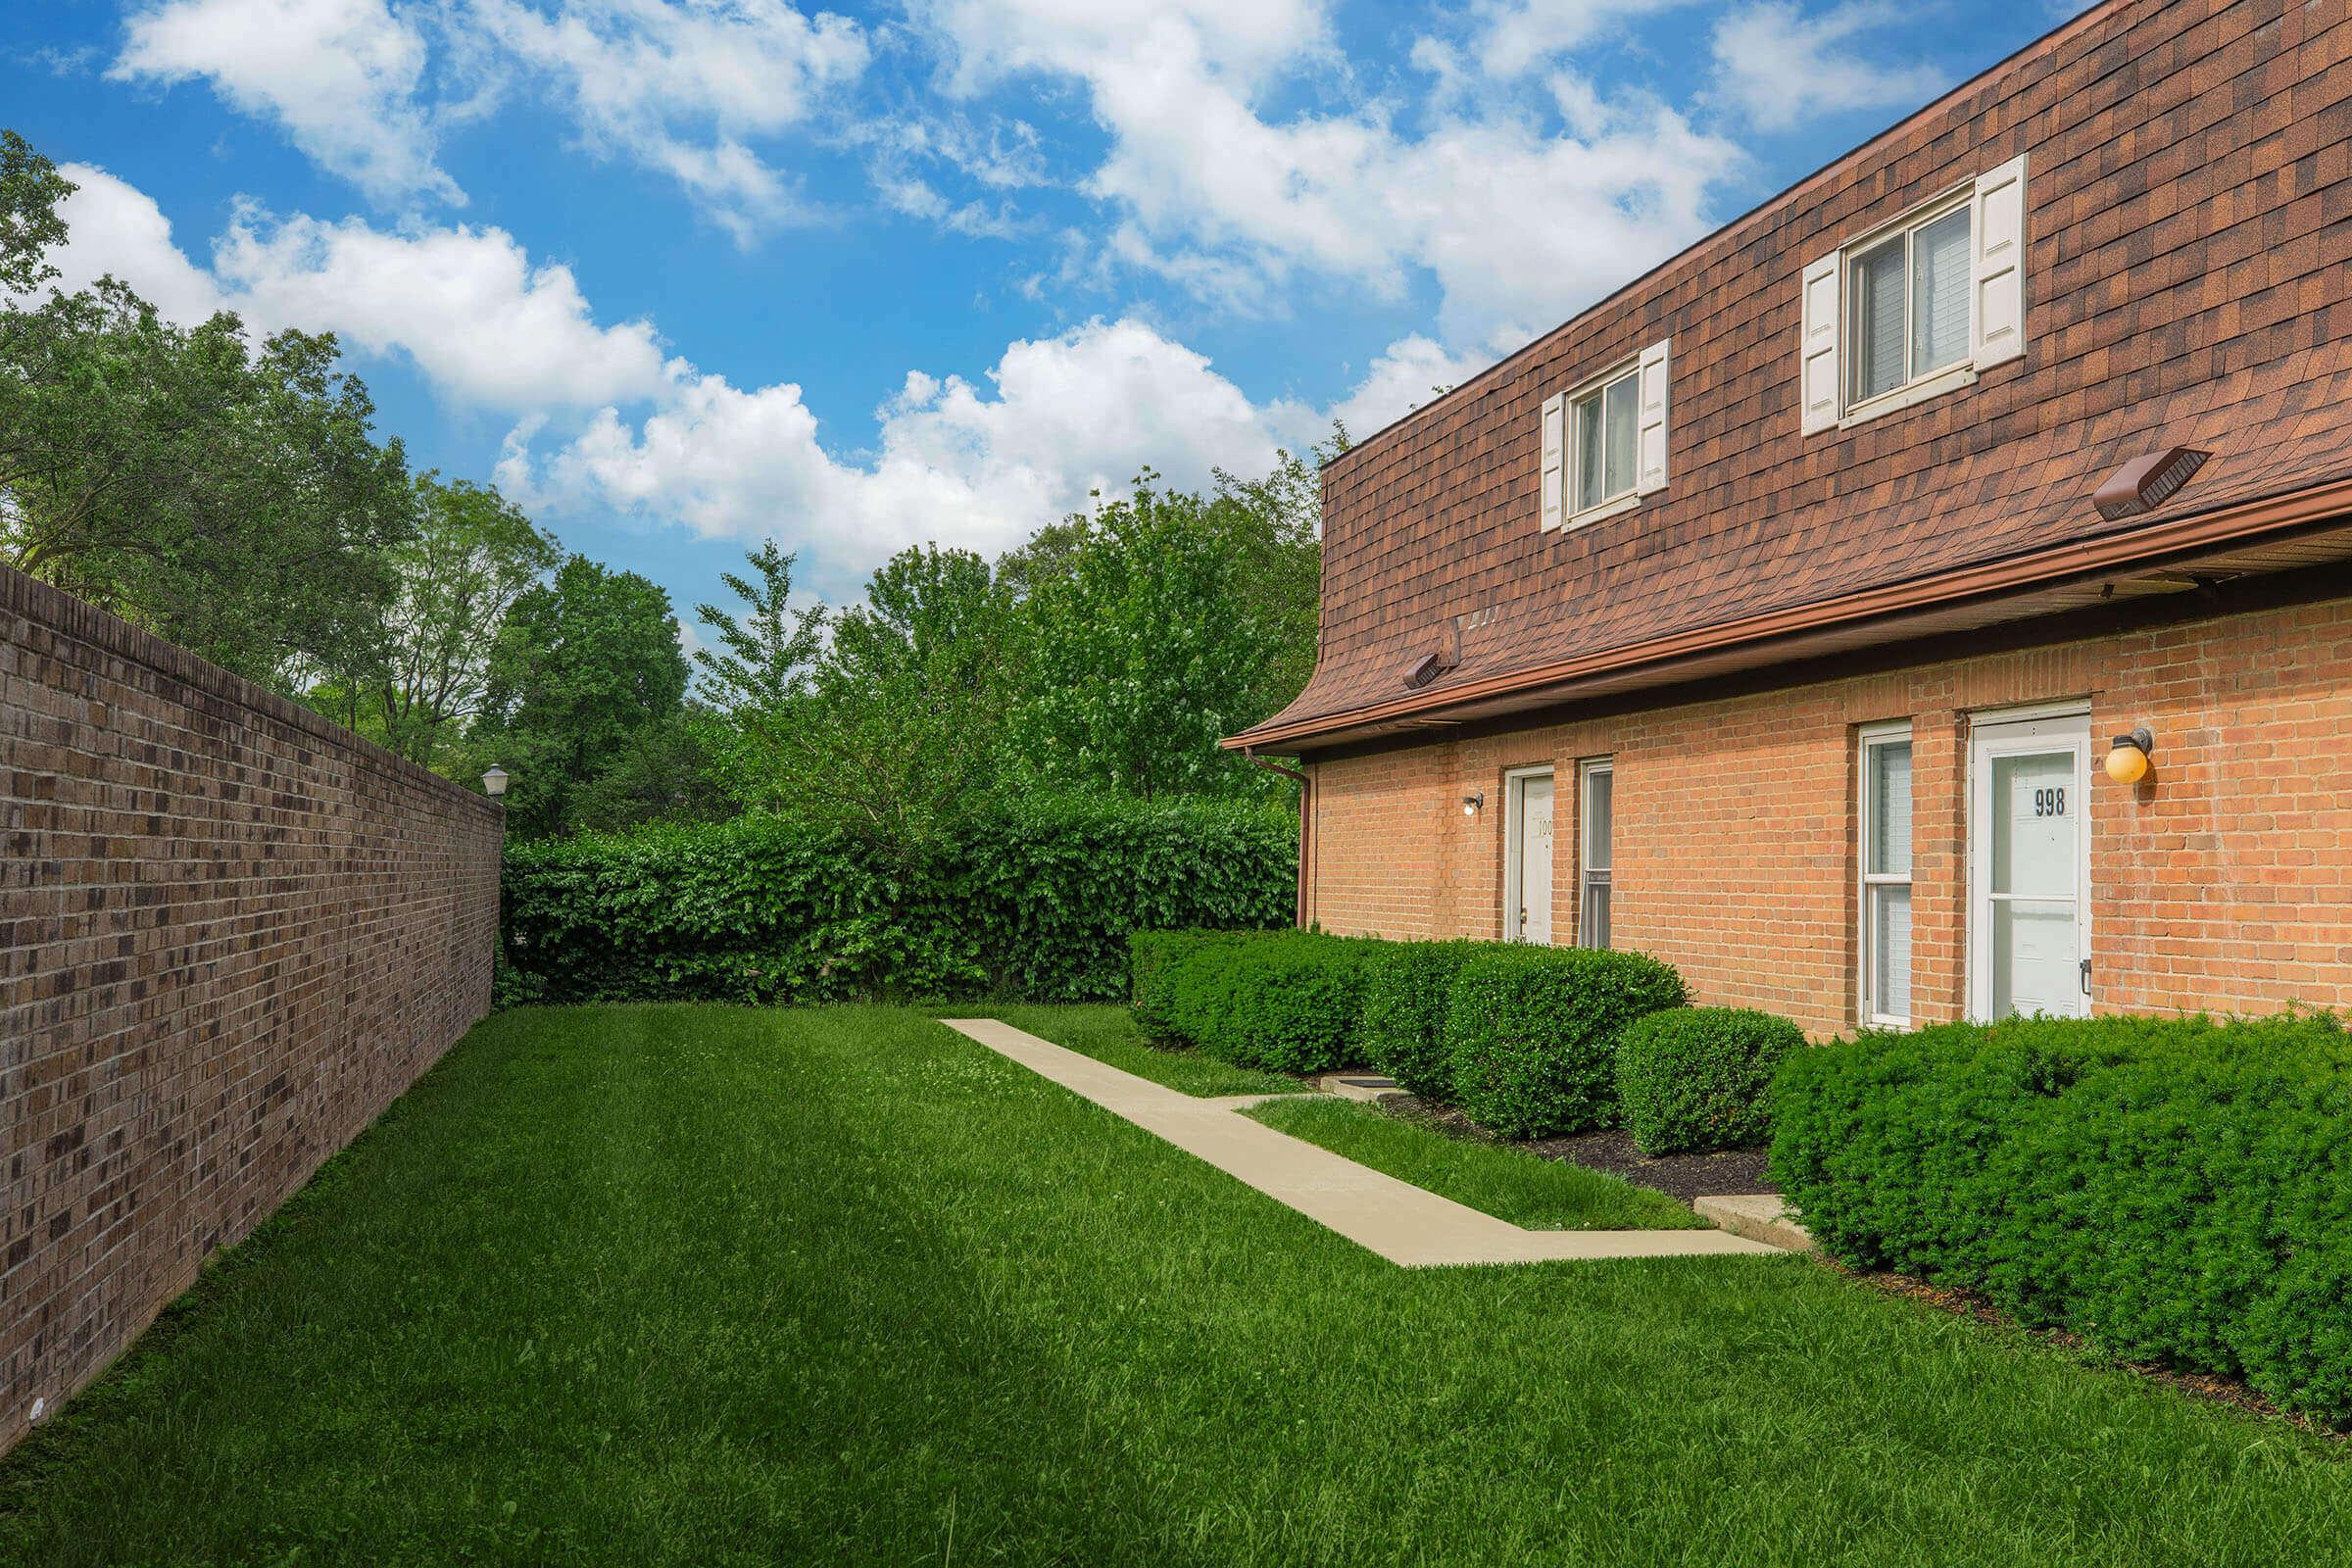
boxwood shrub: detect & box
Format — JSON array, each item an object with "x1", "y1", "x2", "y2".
[
  {"x1": 1359, "y1": 940, "x2": 1493, "y2": 1102},
  {"x1": 1444, "y1": 947, "x2": 1688, "y2": 1138},
  {"x1": 1147, "y1": 929, "x2": 1385, "y2": 1073},
  {"x1": 1616, "y1": 1006, "x2": 1803, "y2": 1153},
  {"x1": 502, "y1": 796, "x2": 1296, "y2": 1004},
  {"x1": 1772, "y1": 1011, "x2": 2352, "y2": 1424}
]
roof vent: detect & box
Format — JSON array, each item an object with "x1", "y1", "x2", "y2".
[
  {"x1": 1403, "y1": 620, "x2": 1464, "y2": 690},
  {"x1": 2094, "y1": 447, "x2": 2209, "y2": 521}
]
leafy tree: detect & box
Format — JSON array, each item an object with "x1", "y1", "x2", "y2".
[
  {"x1": 1, "y1": 128, "x2": 416, "y2": 691},
  {"x1": 1004, "y1": 465, "x2": 1320, "y2": 802},
  {"x1": 569, "y1": 710, "x2": 733, "y2": 834},
  {"x1": 691, "y1": 539, "x2": 826, "y2": 813},
  {"x1": 311, "y1": 474, "x2": 560, "y2": 769},
  {"x1": 808, "y1": 544, "x2": 1012, "y2": 840},
  {"x1": 1, "y1": 128, "x2": 72, "y2": 297},
  {"x1": 472, "y1": 556, "x2": 691, "y2": 838}
]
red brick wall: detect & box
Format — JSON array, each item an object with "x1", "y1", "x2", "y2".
[
  {"x1": 1305, "y1": 596, "x2": 2352, "y2": 1036},
  {"x1": 0, "y1": 565, "x2": 502, "y2": 1452}
]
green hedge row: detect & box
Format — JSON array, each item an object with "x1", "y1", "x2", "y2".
[
  {"x1": 502, "y1": 798, "x2": 1297, "y2": 1004},
  {"x1": 1772, "y1": 1012, "x2": 2352, "y2": 1423},
  {"x1": 1138, "y1": 930, "x2": 1710, "y2": 1136}
]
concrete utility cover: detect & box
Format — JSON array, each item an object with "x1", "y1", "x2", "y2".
[{"x1": 940, "y1": 1019, "x2": 1779, "y2": 1268}]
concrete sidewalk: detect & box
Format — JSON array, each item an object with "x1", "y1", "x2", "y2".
[{"x1": 939, "y1": 1018, "x2": 1779, "y2": 1268}]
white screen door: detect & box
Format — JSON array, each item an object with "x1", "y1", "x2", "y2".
[
  {"x1": 1969, "y1": 711, "x2": 2091, "y2": 1020},
  {"x1": 1505, "y1": 769, "x2": 1554, "y2": 944}
]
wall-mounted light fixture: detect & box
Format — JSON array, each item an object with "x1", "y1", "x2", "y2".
[
  {"x1": 1462, "y1": 791, "x2": 1485, "y2": 817},
  {"x1": 482, "y1": 764, "x2": 511, "y2": 798},
  {"x1": 2104, "y1": 726, "x2": 2154, "y2": 785}
]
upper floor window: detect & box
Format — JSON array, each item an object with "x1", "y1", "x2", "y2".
[
  {"x1": 1849, "y1": 198, "x2": 1972, "y2": 408},
  {"x1": 1573, "y1": 364, "x2": 1640, "y2": 514},
  {"x1": 1801, "y1": 154, "x2": 2028, "y2": 435},
  {"x1": 1540, "y1": 341, "x2": 1669, "y2": 531}
]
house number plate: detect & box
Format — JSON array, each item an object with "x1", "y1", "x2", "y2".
[{"x1": 2033, "y1": 787, "x2": 2068, "y2": 818}]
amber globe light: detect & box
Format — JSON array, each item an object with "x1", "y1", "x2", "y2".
[{"x1": 2105, "y1": 726, "x2": 2154, "y2": 785}]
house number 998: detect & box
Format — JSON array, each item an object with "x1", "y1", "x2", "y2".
[{"x1": 2033, "y1": 787, "x2": 2067, "y2": 817}]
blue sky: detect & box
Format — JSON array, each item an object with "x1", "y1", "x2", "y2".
[{"x1": 7, "y1": 0, "x2": 2078, "y2": 621}]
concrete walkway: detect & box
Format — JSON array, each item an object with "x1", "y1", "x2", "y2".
[{"x1": 939, "y1": 1018, "x2": 1779, "y2": 1268}]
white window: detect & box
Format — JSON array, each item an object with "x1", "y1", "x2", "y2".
[
  {"x1": 1858, "y1": 723, "x2": 1913, "y2": 1026},
  {"x1": 1848, "y1": 198, "x2": 1973, "y2": 407},
  {"x1": 1578, "y1": 760, "x2": 1613, "y2": 950},
  {"x1": 1540, "y1": 340, "x2": 1669, "y2": 530},
  {"x1": 1571, "y1": 364, "x2": 1640, "y2": 514},
  {"x1": 1800, "y1": 154, "x2": 2028, "y2": 435}
]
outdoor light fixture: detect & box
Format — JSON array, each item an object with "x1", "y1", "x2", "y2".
[
  {"x1": 481, "y1": 764, "x2": 511, "y2": 799},
  {"x1": 1463, "y1": 791, "x2": 1485, "y2": 816},
  {"x1": 2105, "y1": 726, "x2": 2154, "y2": 785}
]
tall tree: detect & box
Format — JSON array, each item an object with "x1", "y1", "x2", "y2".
[
  {"x1": 311, "y1": 474, "x2": 560, "y2": 769},
  {"x1": 691, "y1": 540, "x2": 827, "y2": 815},
  {"x1": 1, "y1": 129, "x2": 417, "y2": 692},
  {"x1": 472, "y1": 556, "x2": 691, "y2": 838},
  {"x1": 1, "y1": 128, "x2": 72, "y2": 297},
  {"x1": 1006, "y1": 475, "x2": 1286, "y2": 801}
]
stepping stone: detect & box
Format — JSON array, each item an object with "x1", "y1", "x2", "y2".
[
  {"x1": 1693, "y1": 1195, "x2": 1814, "y2": 1252},
  {"x1": 1317, "y1": 1073, "x2": 1400, "y2": 1102}
]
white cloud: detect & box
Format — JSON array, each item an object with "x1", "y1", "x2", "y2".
[
  {"x1": 1451, "y1": 0, "x2": 1695, "y2": 81},
  {"x1": 210, "y1": 210, "x2": 676, "y2": 408},
  {"x1": 502, "y1": 318, "x2": 1294, "y2": 588},
  {"x1": 37, "y1": 164, "x2": 669, "y2": 410},
  {"x1": 464, "y1": 0, "x2": 869, "y2": 240},
  {"x1": 37, "y1": 165, "x2": 227, "y2": 321},
  {"x1": 38, "y1": 163, "x2": 1470, "y2": 596},
  {"x1": 113, "y1": 0, "x2": 460, "y2": 207},
  {"x1": 915, "y1": 0, "x2": 1743, "y2": 346},
  {"x1": 1708, "y1": 1, "x2": 1950, "y2": 132}
]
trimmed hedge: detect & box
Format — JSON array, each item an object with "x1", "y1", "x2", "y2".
[
  {"x1": 1444, "y1": 947, "x2": 1688, "y2": 1138},
  {"x1": 1772, "y1": 1011, "x2": 2352, "y2": 1424},
  {"x1": 1138, "y1": 929, "x2": 1385, "y2": 1073},
  {"x1": 1616, "y1": 1007, "x2": 1802, "y2": 1153},
  {"x1": 1359, "y1": 940, "x2": 1492, "y2": 1102},
  {"x1": 502, "y1": 797, "x2": 1296, "y2": 1004}
]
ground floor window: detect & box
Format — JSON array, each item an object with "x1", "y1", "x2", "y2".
[
  {"x1": 1579, "y1": 759, "x2": 1613, "y2": 950},
  {"x1": 1859, "y1": 722, "x2": 1913, "y2": 1025}
]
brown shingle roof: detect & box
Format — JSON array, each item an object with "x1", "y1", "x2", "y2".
[{"x1": 1234, "y1": 0, "x2": 2352, "y2": 750}]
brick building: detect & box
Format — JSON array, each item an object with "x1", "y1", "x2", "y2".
[{"x1": 1224, "y1": 0, "x2": 2352, "y2": 1038}]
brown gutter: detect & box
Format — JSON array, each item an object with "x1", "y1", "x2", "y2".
[
  {"x1": 1226, "y1": 474, "x2": 2352, "y2": 752},
  {"x1": 1245, "y1": 751, "x2": 1313, "y2": 930}
]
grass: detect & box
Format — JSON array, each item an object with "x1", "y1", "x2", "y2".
[
  {"x1": 3, "y1": 1003, "x2": 2347, "y2": 1566},
  {"x1": 971, "y1": 1001, "x2": 1308, "y2": 1097},
  {"x1": 1246, "y1": 1095, "x2": 1705, "y2": 1230}
]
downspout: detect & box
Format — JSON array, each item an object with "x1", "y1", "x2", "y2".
[{"x1": 1246, "y1": 750, "x2": 1313, "y2": 930}]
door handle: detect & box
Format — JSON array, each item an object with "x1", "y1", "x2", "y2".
[{"x1": 2079, "y1": 957, "x2": 2091, "y2": 995}]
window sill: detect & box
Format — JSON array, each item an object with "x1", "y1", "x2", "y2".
[
  {"x1": 1837, "y1": 365, "x2": 1978, "y2": 431},
  {"x1": 1553, "y1": 492, "x2": 1642, "y2": 533}
]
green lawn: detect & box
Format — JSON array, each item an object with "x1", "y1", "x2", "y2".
[
  {"x1": 972, "y1": 1001, "x2": 1308, "y2": 1096},
  {"x1": 1247, "y1": 1095, "x2": 1705, "y2": 1230},
  {"x1": 6, "y1": 1004, "x2": 2349, "y2": 1566}
]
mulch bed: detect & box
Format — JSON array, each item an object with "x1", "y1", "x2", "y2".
[{"x1": 1375, "y1": 1096, "x2": 1776, "y2": 1206}]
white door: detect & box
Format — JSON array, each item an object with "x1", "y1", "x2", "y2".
[
  {"x1": 1506, "y1": 770, "x2": 1554, "y2": 944},
  {"x1": 1969, "y1": 712, "x2": 2092, "y2": 1020}
]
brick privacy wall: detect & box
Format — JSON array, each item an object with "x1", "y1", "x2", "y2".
[
  {"x1": 0, "y1": 564, "x2": 502, "y2": 1453},
  {"x1": 1304, "y1": 595, "x2": 2352, "y2": 1037}
]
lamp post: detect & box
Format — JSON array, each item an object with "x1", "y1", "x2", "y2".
[{"x1": 482, "y1": 764, "x2": 511, "y2": 800}]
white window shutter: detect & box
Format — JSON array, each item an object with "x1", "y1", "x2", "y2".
[
  {"x1": 1971, "y1": 152, "x2": 2028, "y2": 369},
  {"x1": 1636, "y1": 339, "x2": 1671, "y2": 495},
  {"x1": 1800, "y1": 251, "x2": 1842, "y2": 434},
  {"x1": 1540, "y1": 391, "x2": 1565, "y2": 529}
]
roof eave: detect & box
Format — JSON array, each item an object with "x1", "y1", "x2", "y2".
[{"x1": 1223, "y1": 474, "x2": 2352, "y2": 754}]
